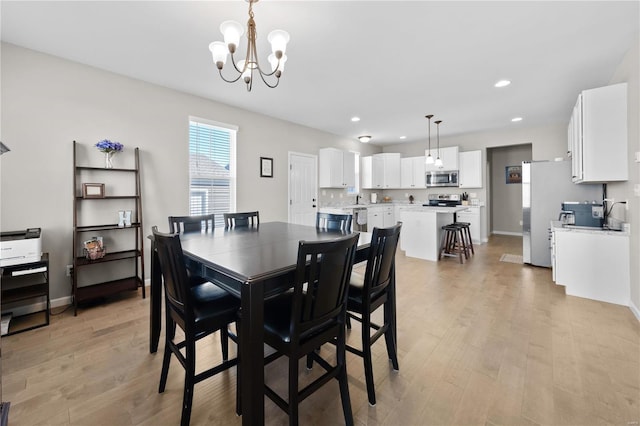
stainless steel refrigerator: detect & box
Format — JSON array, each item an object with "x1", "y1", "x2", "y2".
[{"x1": 522, "y1": 160, "x2": 601, "y2": 267}]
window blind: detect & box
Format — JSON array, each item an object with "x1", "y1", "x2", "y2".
[{"x1": 189, "y1": 120, "x2": 236, "y2": 228}]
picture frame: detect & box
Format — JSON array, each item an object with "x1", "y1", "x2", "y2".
[
  {"x1": 260, "y1": 157, "x2": 273, "y2": 178},
  {"x1": 505, "y1": 166, "x2": 522, "y2": 184},
  {"x1": 82, "y1": 183, "x2": 105, "y2": 198}
]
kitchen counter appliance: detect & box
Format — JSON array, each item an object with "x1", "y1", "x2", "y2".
[
  {"x1": 560, "y1": 202, "x2": 604, "y2": 228},
  {"x1": 425, "y1": 193, "x2": 461, "y2": 207},
  {"x1": 426, "y1": 170, "x2": 458, "y2": 187}
]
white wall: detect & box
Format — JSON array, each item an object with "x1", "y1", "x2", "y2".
[
  {"x1": 607, "y1": 34, "x2": 639, "y2": 314},
  {"x1": 0, "y1": 43, "x2": 379, "y2": 300}
]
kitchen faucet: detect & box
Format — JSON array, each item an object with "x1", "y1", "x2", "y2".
[{"x1": 356, "y1": 194, "x2": 361, "y2": 205}]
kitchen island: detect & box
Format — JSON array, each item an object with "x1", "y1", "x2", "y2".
[{"x1": 399, "y1": 205, "x2": 469, "y2": 261}]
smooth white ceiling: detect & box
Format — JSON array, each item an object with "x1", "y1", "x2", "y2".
[{"x1": 2, "y1": 1, "x2": 638, "y2": 145}]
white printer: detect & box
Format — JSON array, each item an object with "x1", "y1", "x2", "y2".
[{"x1": 0, "y1": 228, "x2": 42, "y2": 266}]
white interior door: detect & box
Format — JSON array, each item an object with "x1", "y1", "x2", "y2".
[{"x1": 288, "y1": 152, "x2": 318, "y2": 226}]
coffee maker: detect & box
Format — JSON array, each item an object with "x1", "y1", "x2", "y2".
[{"x1": 560, "y1": 202, "x2": 604, "y2": 228}]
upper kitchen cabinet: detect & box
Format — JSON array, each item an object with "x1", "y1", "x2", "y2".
[
  {"x1": 458, "y1": 150, "x2": 482, "y2": 188},
  {"x1": 426, "y1": 146, "x2": 458, "y2": 172},
  {"x1": 372, "y1": 153, "x2": 401, "y2": 189},
  {"x1": 400, "y1": 156, "x2": 426, "y2": 189},
  {"x1": 361, "y1": 156, "x2": 373, "y2": 189},
  {"x1": 568, "y1": 83, "x2": 627, "y2": 183},
  {"x1": 319, "y1": 147, "x2": 355, "y2": 188}
]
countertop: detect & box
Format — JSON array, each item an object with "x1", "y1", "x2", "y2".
[
  {"x1": 551, "y1": 220, "x2": 629, "y2": 236},
  {"x1": 398, "y1": 205, "x2": 470, "y2": 214}
]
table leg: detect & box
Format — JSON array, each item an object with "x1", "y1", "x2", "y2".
[
  {"x1": 150, "y1": 241, "x2": 162, "y2": 353},
  {"x1": 241, "y1": 281, "x2": 265, "y2": 426}
]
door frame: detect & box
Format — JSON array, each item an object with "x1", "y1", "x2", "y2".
[{"x1": 287, "y1": 151, "x2": 318, "y2": 223}]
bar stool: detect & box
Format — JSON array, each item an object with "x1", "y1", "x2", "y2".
[
  {"x1": 453, "y1": 221, "x2": 474, "y2": 255},
  {"x1": 439, "y1": 224, "x2": 466, "y2": 263}
]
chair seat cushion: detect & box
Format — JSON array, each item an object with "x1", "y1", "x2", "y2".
[{"x1": 191, "y1": 282, "x2": 240, "y2": 326}]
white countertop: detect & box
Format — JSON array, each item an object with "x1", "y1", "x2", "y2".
[
  {"x1": 399, "y1": 205, "x2": 470, "y2": 214},
  {"x1": 551, "y1": 220, "x2": 629, "y2": 236}
]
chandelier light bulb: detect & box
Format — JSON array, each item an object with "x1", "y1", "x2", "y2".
[
  {"x1": 435, "y1": 157, "x2": 443, "y2": 168},
  {"x1": 220, "y1": 20, "x2": 244, "y2": 53},
  {"x1": 209, "y1": 41, "x2": 229, "y2": 69},
  {"x1": 268, "y1": 53, "x2": 287, "y2": 74}
]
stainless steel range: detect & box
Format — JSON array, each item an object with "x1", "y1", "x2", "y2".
[{"x1": 424, "y1": 194, "x2": 461, "y2": 207}]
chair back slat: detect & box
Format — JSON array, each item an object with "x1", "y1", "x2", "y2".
[
  {"x1": 291, "y1": 233, "x2": 359, "y2": 341},
  {"x1": 364, "y1": 223, "x2": 402, "y2": 298},
  {"x1": 224, "y1": 211, "x2": 260, "y2": 228},
  {"x1": 152, "y1": 226, "x2": 191, "y2": 318},
  {"x1": 168, "y1": 214, "x2": 215, "y2": 234},
  {"x1": 316, "y1": 212, "x2": 352, "y2": 232}
]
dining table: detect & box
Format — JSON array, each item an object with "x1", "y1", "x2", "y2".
[{"x1": 148, "y1": 221, "x2": 387, "y2": 426}]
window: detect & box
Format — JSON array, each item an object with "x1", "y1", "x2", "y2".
[
  {"x1": 189, "y1": 118, "x2": 237, "y2": 228},
  {"x1": 346, "y1": 151, "x2": 360, "y2": 195}
]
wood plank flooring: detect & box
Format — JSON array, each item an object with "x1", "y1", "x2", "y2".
[{"x1": 2, "y1": 235, "x2": 639, "y2": 425}]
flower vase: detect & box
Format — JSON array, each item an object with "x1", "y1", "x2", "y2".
[{"x1": 104, "y1": 152, "x2": 114, "y2": 169}]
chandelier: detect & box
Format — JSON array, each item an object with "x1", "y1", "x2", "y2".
[{"x1": 208, "y1": 0, "x2": 290, "y2": 91}]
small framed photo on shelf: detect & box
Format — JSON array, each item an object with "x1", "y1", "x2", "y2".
[
  {"x1": 260, "y1": 157, "x2": 273, "y2": 178},
  {"x1": 82, "y1": 183, "x2": 105, "y2": 198}
]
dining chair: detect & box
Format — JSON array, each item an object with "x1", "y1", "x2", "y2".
[
  {"x1": 257, "y1": 233, "x2": 359, "y2": 426},
  {"x1": 151, "y1": 226, "x2": 240, "y2": 426},
  {"x1": 345, "y1": 222, "x2": 402, "y2": 406},
  {"x1": 223, "y1": 211, "x2": 259, "y2": 228},
  {"x1": 167, "y1": 213, "x2": 235, "y2": 356},
  {"x1": 168, "y1": 214, "x2": 215, "y2": 234},
  {"x1": 315, "y1": 212, "x2": 353, "y2": 232}
]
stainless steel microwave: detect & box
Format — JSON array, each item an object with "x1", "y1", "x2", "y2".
[{"x1": 426, "y1": 170, "x2": 459, "y2": 187}]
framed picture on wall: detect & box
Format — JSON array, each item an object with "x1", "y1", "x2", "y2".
[
  {"x1": 505, "y1": 166, "x2": 522, "y2": 184},
  {"x1": 260, "y1": 157, "x2": 273, "y2": 178}
]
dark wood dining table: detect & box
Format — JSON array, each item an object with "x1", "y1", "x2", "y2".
[{"x1": 148, "y1": 221, "x2": 379, "y2": 426}]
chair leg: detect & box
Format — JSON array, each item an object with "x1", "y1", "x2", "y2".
[
  {"x1": 362, "y1": 314, "x2": 376, "y2": 406},
  {"x1": 346, "y1": 314, "x2": 352, "y2": 329},
  {"x1": 337, "y1": 326, "x2": 354, "y2": 426},
  {"x1": 159, "y1": 319, "x2": 176, "y2": 393},
  {"x1": 288, "y1": 355, "x2": 299, "y2": 426},
  {"x1": 221, "y1": 327, "x2": 229, "y2": 361},
  {"x1": 181, "y1": 339, "x2": 196, "y2": 426},
  {"x1": 383, "y1": 301, "x2": 399, "y2": 371}
]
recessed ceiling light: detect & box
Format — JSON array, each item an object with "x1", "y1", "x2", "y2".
[
  {"x1": 358, "y1": 135, "x2": 372, "y2": 143},
  {"x1": 351, "y1": 116, "x2": 360, "y2": 122},
  {"x1": 399, "y1": 136, "x2": 407, "y2": 140},
  {"x1": 511, "y1": 117, "x2": 523, "y2": 122},
  {"x1": 494, "y1": 80, "x2": 511, "y2": 88}
]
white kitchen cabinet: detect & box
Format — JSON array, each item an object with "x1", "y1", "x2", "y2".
[
  {"x1": 458, "y1": 150, "x2": 482, "y2": 188},
  {"x1": 361, "y1": 156, "x2": 373, "y2": 189},
  {"x1": 568, "y1": 83, "x2": 627, "y2": 183},
  {"x1": 553, "y1": 226, "x2": 630, "y2": 306},
  {"x1": 319, "y1": 148, "x2": 355, "y2": 188},
  {"x1": 367, "y1": 206, "x2": 395, "y2": 230},
  {"x1": 372, "y1": 153, "x2": 401, "y2": 189},
  {"x1": 426, "y1": 146, "x2": 458, "y2": 172},
  {"x1": 456, "y1": 207, "x2": 481, "y2": 244},
  {"x1": 400, "y1": 156, "x2": 426, "y2": 189}
]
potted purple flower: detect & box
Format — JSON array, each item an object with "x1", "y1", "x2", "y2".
[{"x1": 95, "y1": 139, "x2": 124, "y2": 168}]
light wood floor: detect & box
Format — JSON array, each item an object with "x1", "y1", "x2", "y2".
[{"x1": 2, "y1": 235, "x2": 639, "y2": 425}]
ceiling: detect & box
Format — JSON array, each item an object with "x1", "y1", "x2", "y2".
[{"x1": 2, "y1": 1, "x2": 638, "y2": 145}]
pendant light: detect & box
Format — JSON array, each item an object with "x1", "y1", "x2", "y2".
[
  {"x1": 434, "y1": 120, "x2": 443, "y2": 168},
  {"x1": 425, "y1": 115, "x2": 434, "y2": 164}
]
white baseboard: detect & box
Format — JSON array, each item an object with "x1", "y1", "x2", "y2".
[
  {"x1": 492, "y1": 231, "x2": 523, "y2": 237},
  {"x1": 630, "y1": 300, "x2": 640, "y2": 322}
]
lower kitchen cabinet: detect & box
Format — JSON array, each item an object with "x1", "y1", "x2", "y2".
[
  {"x1": 367, "y1": 206, "x2": 395, "y2": 230},
  {"x1": 553, "y1": 226, "x2": 629, "y2": 306},
  {"x1": 1, "y1": 253, "x2": 50, "y2": 335}
]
